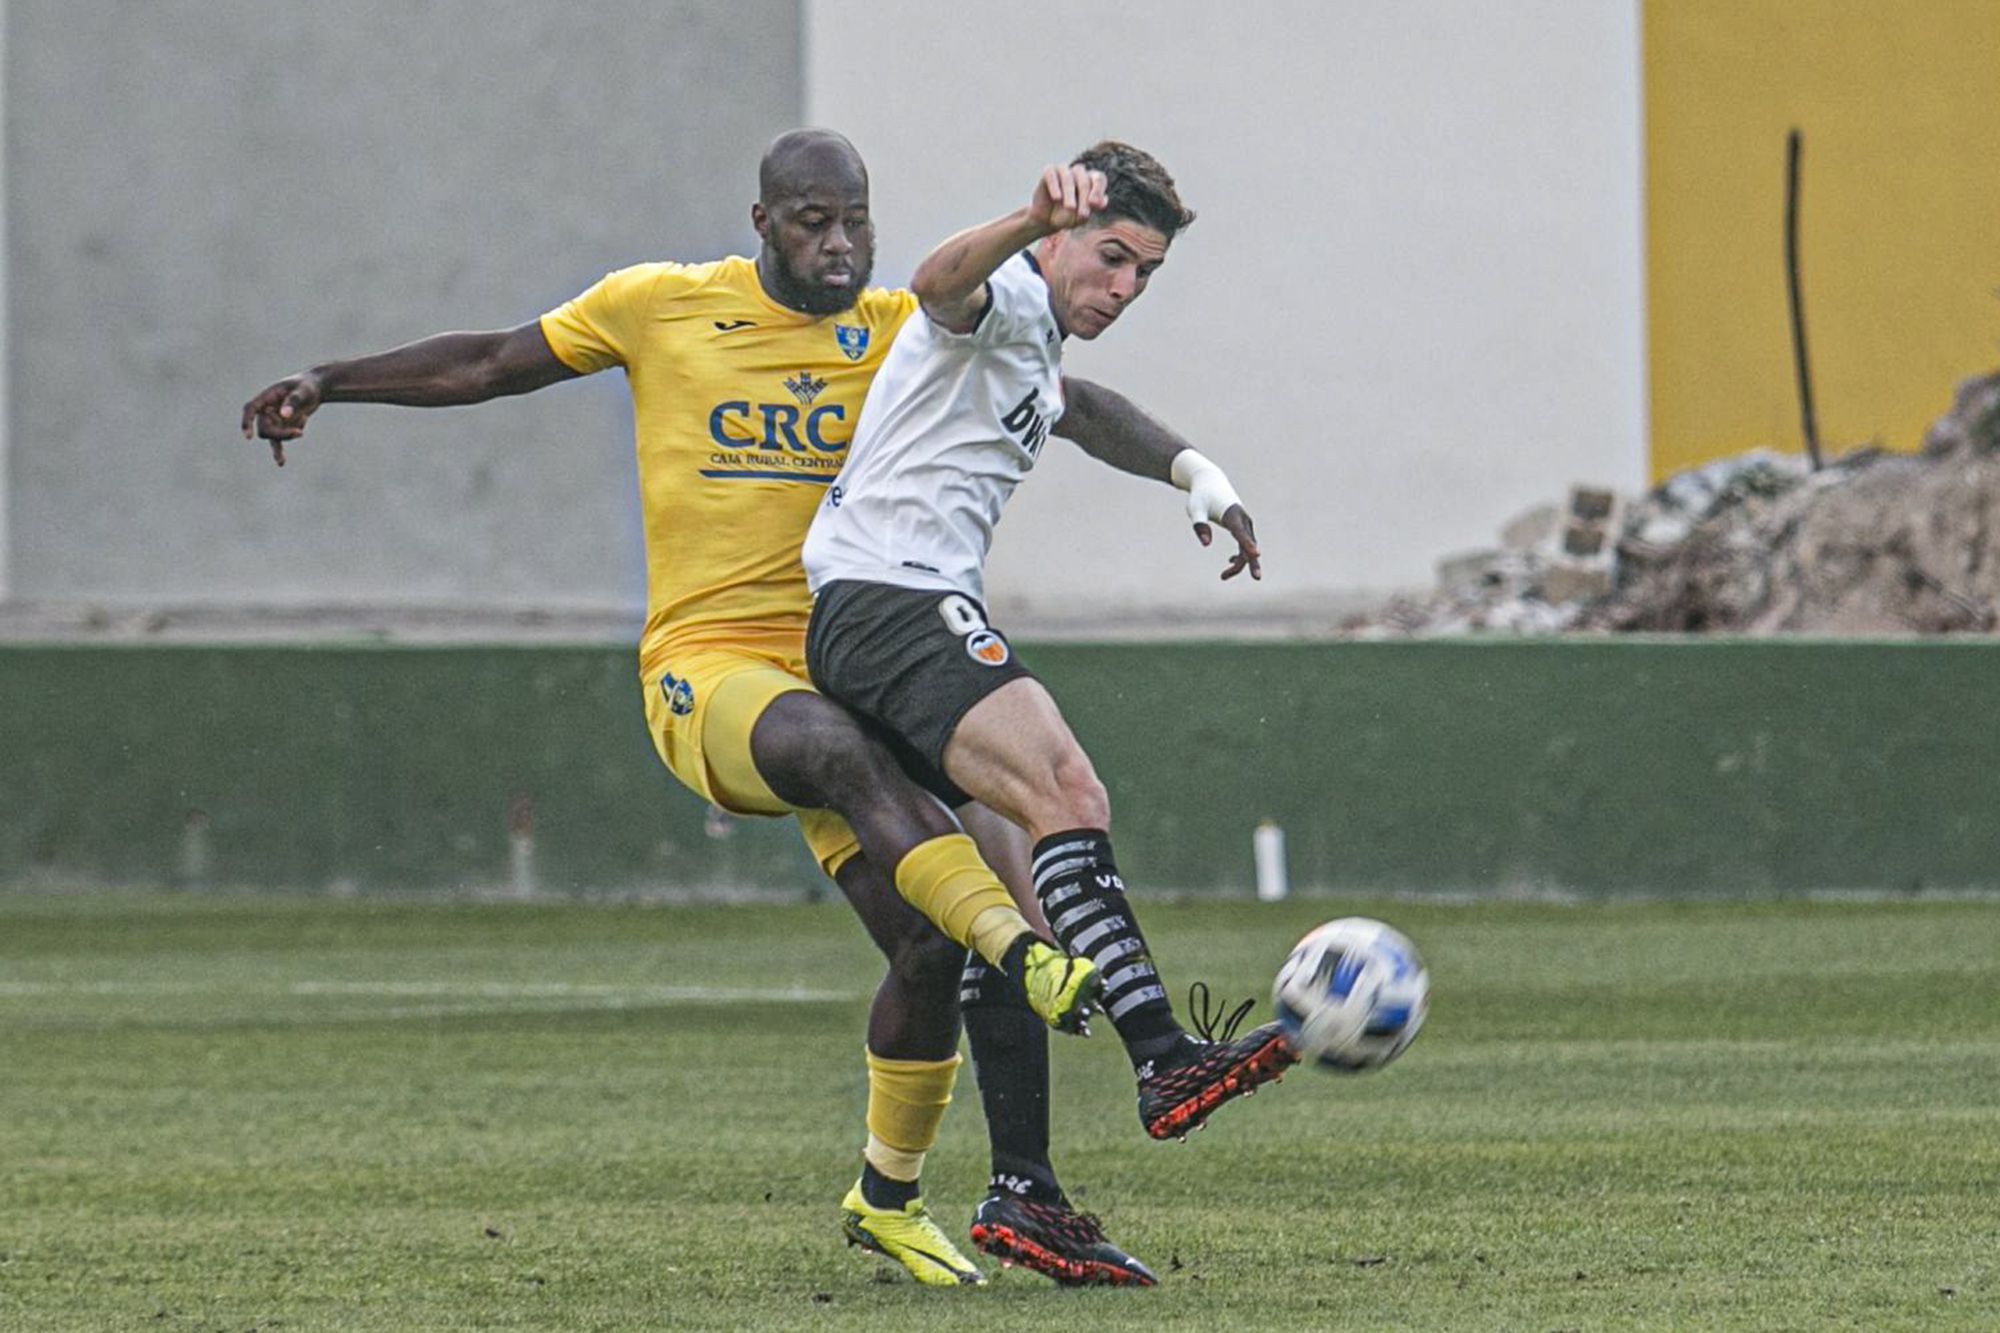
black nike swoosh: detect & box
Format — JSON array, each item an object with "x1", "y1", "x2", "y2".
[
  {"x1": 846, "y1": 1220, "x2": 969, "y2": 1278},
  {"x1": 712, "y1": 320, "x2": 756, "y2": 332},
  {"x1": 901, "y1": 1241, "x2": 975, "y2": 1279}
]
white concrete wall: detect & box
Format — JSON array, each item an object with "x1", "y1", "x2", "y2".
[
  {"x1": 6, "y1": 0, "x2": 800, "y2": 611},
  {"x1": 5, "y1": 1, "x2": 1644, "y2": 628},
  {"x1": 807, "y1": 0, "x2": 1646, "y2": 624}
]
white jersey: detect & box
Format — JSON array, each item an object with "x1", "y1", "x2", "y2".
[{"x1": 802, "y1": 251, "x2": 1063, "y2": 603}]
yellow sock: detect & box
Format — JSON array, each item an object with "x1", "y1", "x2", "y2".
[
  {"x1": 862, "y1": 1048, "x2": 963, "y2": 1183},
  {"x1": 892, "y1": 833, "x2": 1031, "y2": 968}
]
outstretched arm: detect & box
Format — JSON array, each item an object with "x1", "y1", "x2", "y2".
[
  {"x1": 911, "y1": 163, "x2": 1108, "y2": 333},
  {"x1": 1054, "y1": 376, "x2": 1183, "y2": 480},
  {"x1": 1055, "y1": 376, "x2": 1262, "y2": 581},
  {"x1": 239, "y1": 321, "x2": 576, "y2": 465}
]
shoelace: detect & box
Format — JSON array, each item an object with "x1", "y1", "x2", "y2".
[
  {"x1": 1187, "y1": 980, "x2": 1256, "y2": 1044},
  {"x1": 1025, "y1": 1198, "x2": 1109, "y2": 1245}
]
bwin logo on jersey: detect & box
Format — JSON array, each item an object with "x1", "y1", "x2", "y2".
[
  {"x1": 834, "y1": 324, "x2": 869, "y2": 361},
  {"x1": 659, "y1": 670, "x2": 695, "y2": 717},
  {"x1": 1001, "y1": 389, "x2": 1050, "y2": 458}
]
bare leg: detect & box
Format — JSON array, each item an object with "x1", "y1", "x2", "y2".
[
  {"x1": 756, "y1": 691, "x2": 962, "y2": 854},
  {"x1": 821, "y1": 822, "x2": 965, "y2": 1216},
  {"x1": 831, "y1": 854, "x2": 965, "y2": 1062},
  {"x1": 750, "y1": 689, "x2": 1036, "y2": 970},
  {"x1": 942, "y1": 677, "x2": 1188, "y2": 1064},
  {"x1": 941, "y1": 677, "x2": 1109, "y2": 840}
]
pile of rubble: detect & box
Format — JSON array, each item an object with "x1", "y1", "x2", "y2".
[{"x1": 1346, "y1": 368, "x2": 2000, "y2": 637}]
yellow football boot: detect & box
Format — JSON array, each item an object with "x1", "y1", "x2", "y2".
[
  {"x1": 1015, "y1": 940, "x2": 1102, "y2": 1035},
  {"x1": 840, "y1": 1182, "x2": 986, "y2": 1287}
]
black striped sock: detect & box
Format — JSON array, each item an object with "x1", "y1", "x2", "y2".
[
  {"x1": 958, "y1": 957, "x2": 1059, "y2": 1197},
  {"x1": 1030, "y1": 829, "x2": 1183, "y2": 1060}
]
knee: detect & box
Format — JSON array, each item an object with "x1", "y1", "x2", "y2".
[
  {"x1": 1049, "y1": 750, "x2": 1111, "y2": 831},
  {"x1": 887, "y1": 922, "x2": 966, "y2": 991}
]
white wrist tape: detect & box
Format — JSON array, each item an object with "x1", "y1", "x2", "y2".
[{"x1": 1169, "y1": 448, "x2": 1242, "y2": 525}]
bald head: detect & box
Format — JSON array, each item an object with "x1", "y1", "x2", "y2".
[
  {"x1": 759, "y1": 128, "x2": 868, "y2": 205},
  {"x1": 751, "y1": 129, "x2": 876, "y2": 316}
]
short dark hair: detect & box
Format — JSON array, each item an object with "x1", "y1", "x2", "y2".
[{"x1": 1073, "y1": 140, "x2": 1195, "y2": 241}]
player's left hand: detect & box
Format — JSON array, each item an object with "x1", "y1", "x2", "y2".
[{"x1": 1197, "y1": 504, "x2": 1262, "y2": 581}]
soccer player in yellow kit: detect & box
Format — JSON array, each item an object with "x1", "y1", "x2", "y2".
[{"x1": 241, "y1": 130, "x2": 1166, "y2": 1287}]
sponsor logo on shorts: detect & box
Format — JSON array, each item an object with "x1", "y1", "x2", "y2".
[
  {"x1": 659, "y1": 670, "x2": 695, "y2": 717},
  {"x1": 965, "y1": 630, "x2": 1010, "y2": 667}
]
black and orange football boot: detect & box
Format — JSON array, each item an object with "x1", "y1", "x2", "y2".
[
  {"x1": 970, "y1": 1190, "x2": 1156, "y2": 1287},
  {"x1": 1136, "y1": 984, "x2": 1299, "y2": 1141}
]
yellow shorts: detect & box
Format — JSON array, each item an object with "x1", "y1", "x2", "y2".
[{"x1": 640, "y1": 642, "x2": 862, "y2": 879}]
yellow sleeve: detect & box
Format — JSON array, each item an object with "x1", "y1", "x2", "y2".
[
  {"x1": 539, "y1": 263, "x2": 680, "y2": 375},
  {"x1": 870, "y1": 286, "x2": 921, "y2": 331}
]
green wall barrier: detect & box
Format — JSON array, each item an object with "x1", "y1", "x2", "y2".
[{"x1": 2, "y1": 641, "x2": 1994, "y2": 896}]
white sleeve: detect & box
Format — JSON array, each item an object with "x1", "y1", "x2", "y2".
[
  {"x1": 928, "y1": 255, "x2": 1043, "y2": 345},
  {"x1": 980, "y1": 258, "x2": 1045, "y2": 342}
]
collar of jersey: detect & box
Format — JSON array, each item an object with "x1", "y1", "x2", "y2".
[{"x1": 1017, "y1": 248, "x2": 1067, "y2": 341}]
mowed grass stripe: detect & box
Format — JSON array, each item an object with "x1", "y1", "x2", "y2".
[
  {"x1": 1, "y1": 894, "x2": 1996, "y2": 1331},
  {"x1": 0, "y1": 981, "x2": 855, "y2": 999}
]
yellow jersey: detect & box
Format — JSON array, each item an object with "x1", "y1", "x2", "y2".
[{"x1": 540, "y1": 257, "x2": 917, "y2": 671}]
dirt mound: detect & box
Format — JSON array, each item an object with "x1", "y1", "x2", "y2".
[{"x1": 1347, "y1": 368, "x2": 2000, "y2": 637}]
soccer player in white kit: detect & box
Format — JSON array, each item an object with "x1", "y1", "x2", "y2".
[{"x1": 803, "y1": 142, "x2": 1297, "y2": 1270}]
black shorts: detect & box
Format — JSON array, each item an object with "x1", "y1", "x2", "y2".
[{"x1": 805, "y1": 579, "x2": 1035, "y2": 807}]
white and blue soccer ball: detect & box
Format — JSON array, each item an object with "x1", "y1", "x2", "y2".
[{"x1": 1272, "y1": 917, "x2": 1429, "y2": 1072}]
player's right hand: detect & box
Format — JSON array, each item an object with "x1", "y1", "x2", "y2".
[
  {"x1": 1029, "y1": 164, "x2": 1108, "y2": 233},
  {"x1": 239, "y1": 373, "x2": 324, "y2": 467}
]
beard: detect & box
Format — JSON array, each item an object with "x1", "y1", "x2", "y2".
[{"x1": 765, "y1": 250, "x2": 872, "y2": 316}]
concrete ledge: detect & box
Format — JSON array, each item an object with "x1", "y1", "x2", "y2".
[{"x1": 3, "y1": 640, "x2": 1995, "y2": 895}]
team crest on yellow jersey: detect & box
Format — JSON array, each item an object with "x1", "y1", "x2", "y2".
[
  {"x1": 834, "y1": 325, "x2": 869, "y2": 361},
  {"x1": 659, "y1": 669, "x2": 695, "y2": 716}
]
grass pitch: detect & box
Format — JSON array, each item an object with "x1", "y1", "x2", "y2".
[{"x1": 2, "y1": 892, "x2": 1996, "y2": 1331}]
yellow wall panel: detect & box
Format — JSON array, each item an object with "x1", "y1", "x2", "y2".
[{"x1": 1645, "y1": 1, "x2": 2000, "y2": 479}]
